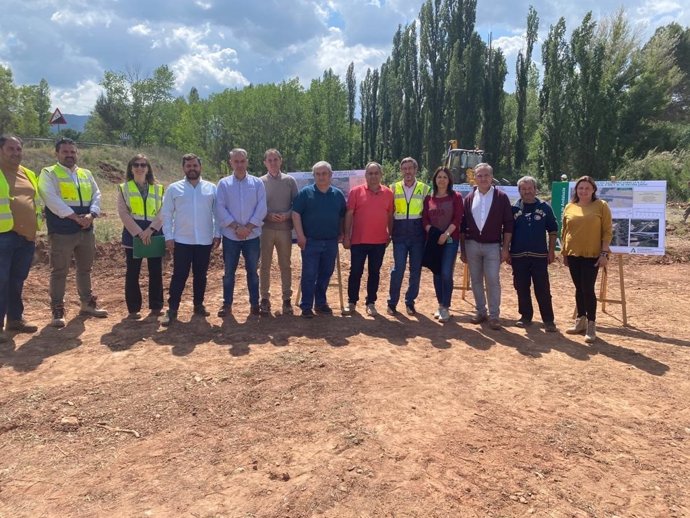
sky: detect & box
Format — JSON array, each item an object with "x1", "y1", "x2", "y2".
[{"x1": 1, "y1": 0, "x2": 687, "y2": 115}]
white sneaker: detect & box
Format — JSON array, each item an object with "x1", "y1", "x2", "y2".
[
  {"x1": 366, "y1": 303, "x2": 378, "y2": 316},
  {"x1": 433, "y1": 306, "x2": 442, "y2": 319},
  {"x1": 439, "y1": 307, "x2": 450, "y2": 323},
  {"x1": 343, "y1": 302, "x2": 356, "y2": 315}
]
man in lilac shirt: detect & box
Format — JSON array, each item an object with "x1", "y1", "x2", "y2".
[{"x1": 216, "y1": 148, "x2": 267, "y2": 317}]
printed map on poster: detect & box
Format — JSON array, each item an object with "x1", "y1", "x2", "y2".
[
  {"x1": 289, "y1": 170, "x2": 365, "y2": 200},
  {"x1": 551, "y1": 180, "x2": 666, "y2": 255}
]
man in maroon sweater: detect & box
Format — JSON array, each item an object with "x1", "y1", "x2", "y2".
[{"x1": 460, "y1": 163, "x2": 513, "y2": 329}]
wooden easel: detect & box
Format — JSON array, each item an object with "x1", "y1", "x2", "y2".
[
  {"x1": 294, "y1": 247, "x2": 345, "y2": 314},
  {"x1": 571, "y1": 254, "x2": 628, "y2": 325},
  {"x1": 454, "y1": 262, "x2": 473, "y2": 303},
  {"x1": 599, "y1": 254, "x2": 628, "y2": 325}
]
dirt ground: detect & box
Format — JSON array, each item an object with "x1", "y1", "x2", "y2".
[{"x1": 1, "y1": 231, "x2": 689, "y2": 518}]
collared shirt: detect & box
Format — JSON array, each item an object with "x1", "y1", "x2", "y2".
[
  {"x1": 471, "y1": 186, "x2": 494, "y2": 232},
  {"x1": 38, "y1": 162, "x2": 102, "y2": 218},
  {"x1": 216, "y1": 172, "x2": 267, "y2": 241},
  {"x1": 161, "y1": 177, "x2": 219, "y2": 245},
  {"x1": 347, "y1": 183, "x2": 394, "y2": 245},
  {"x1": 402, "y1": 181, "x2": 416, "y2": 203},
  {"x1": 292, "y1": 183, "x2": 346, "y2": 240}
]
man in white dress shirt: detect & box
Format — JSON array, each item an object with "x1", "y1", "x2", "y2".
[
  {"x1": 459, "y1": 163, "x2": 513, "y2": 330},
  {"x1": 159, "y1": 153, "x2": 220, "y2": 326}
]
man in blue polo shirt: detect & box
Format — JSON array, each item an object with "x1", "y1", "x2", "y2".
[
  {"x1": 508, "y1": 175, "x2": 558, "y2": 332},
  {"x1": 291, "y1": 161, "x2": 346, "y2": 318}
]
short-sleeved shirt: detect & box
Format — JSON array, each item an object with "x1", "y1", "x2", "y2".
[
  {"x1": 292, "y1": 183, "x2": 346, "y2": 240},
  {"x1": 347, "y1": 184, "x2": 394, "y2": 245}
]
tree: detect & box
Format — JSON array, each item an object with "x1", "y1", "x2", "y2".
[
  {"x1": 346, "y1": 62, "x2": 357, "y2": 167},
  {"x1": 419, "y1": 0, "x2": 450, "y2": 172},
  {"x1": 481, "y1": 44, "x2": 507, "y2": 170},
  {"x1": 514, "y1": 6, "x2": 539, "y2": 172},
  {"x1": 539, "y1": 17, "x2": 572, "y2": 181},
  {"x1": 91, "y1": 65, "x2": 175, "y2": 146},
  {"x1": 0, "y1": 65, "x2": 17, "y2": 134}
]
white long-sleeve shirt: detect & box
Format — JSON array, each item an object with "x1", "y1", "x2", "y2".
[{"x1": 160, "y1": 177, "x2": 219, "y2": 245}]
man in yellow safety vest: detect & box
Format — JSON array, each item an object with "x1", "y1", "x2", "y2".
[
  {"x1": 387, "y1": 157, "x2": 430, "y2": 316},
  {"x1": 38, "y1": 138, "x2": 108, "y2": 327},
  {"x1": 0, "y1": 135, "x2": 41, "y2": 343}
]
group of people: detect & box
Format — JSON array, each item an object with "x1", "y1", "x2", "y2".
[{"x1": 0, "y1": 134, "x2": 612, "y2": 345}]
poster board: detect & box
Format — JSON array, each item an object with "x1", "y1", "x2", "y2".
[{"x1": 551, "y1": 180, "x2": 667, "y2": 255}]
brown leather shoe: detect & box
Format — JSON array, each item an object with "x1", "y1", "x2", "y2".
[
  {"x1": 470, "y1": 313, "x2": 487, "y2": 324},
  {"x1": 488, "y1": 318, "x2": 502, "y2": 330}
]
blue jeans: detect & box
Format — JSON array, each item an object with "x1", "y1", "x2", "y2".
[
  {"x1": 0, "y1": 231, "x2": 35, "y2": 327},
  {"x1": 433, "y1": 241, "x2": 459, "y2": 308},
  {"x1": 348, "y1": 243, "x2": 387, "y2": 304},
  {"x1": 465, "y1": 240, "x2": 502, "y2": 319},
  {"x1": 388, "y1": 238, "x2": 424, "y2": 308},
  {"x1": 300, "y1": 238, "x2": 338, "y2": 310},
  {"x1": 222, "y1": 236, "x2": 260, "y2": 307}
]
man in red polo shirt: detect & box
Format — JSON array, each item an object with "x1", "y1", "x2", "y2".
[{"x1": 342, "y1": 161, "x2": 394, "y2": 316}]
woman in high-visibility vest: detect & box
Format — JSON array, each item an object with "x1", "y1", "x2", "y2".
[{"x1": 117, "y1": 154, "x2": 165, "y2": 319}]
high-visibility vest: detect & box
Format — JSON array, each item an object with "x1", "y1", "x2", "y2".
[
  {"x1": 0, "y1": 166, "x2": 41, "y2": 233},
  {"x1": 45, "y1": 164, "x2": 94, "y2": 207},
  {"x1": 392, "y1": 181, "x2": 430, "y2": 220},
  {"x1": 119, "y1": 180, "x2": 163, "y2": 221}
]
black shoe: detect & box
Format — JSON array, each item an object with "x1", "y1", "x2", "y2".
[
  {"x1": 6, "y1": 319, "x2": 39, "y2": 333},
  {"x1": 515, "y1": 319, "x2": 532, "y2": 328},
  {"x1": 386, "y1": 304, "x2": 398, "y2": 316},
  {"x1": 405, "y1": 303, "x2": 416, "y2": 316},
  {"x1": 314, "y1": 305, "x2": 333, "y2": 315},
  {"x1": 250, "y1": 305, "x2": 261, "y2": 316},
  {"x1": 217, "y1": 305, "x2": 232, "y2": 318},
  {"x1": 161, "y1": 310, "x2": 178, "y2": 326},
  {"x1": 194, "y1": 305, "x2": 210, "y2": 316},
  {"x1": 282, "y1": 299, "x2": 293, "y2": 315},
  {"x1": 301, "y1": 309, "x2": 315, "y2": 319},
  {"x1": 259, "y1": 298, "x2": 271, "y2": 315}
]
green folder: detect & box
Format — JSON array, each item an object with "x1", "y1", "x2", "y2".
[{"x1": 133, "y1": 235, "x2": 166, "y2": 259}]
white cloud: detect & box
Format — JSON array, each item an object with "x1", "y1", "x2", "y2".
[
  {"x1": 635, "y1": 0, "x2": 681, "y2": 19},
  {"x1": 493, "y1": 35, "x2": 528, "y2": 59},
  {"x1": 298, "y1": 27, "x2": 388, "y2": 82},
  {"x1": 52, "y1": 79, "x2": 103, "y2": 115},
  {"x1": 50, "y1": 10, "x2": 113, "y2": 28},
  {"x1": 195, "y1": 0, "x2": 212, "y2": 10},
  {"x1": 128, "y1": 23, "x2": 152, "y2": 36}
]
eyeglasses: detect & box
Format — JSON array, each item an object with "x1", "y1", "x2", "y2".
[{"x1": 132, "y1": 163, "x2": 148, "y2": 168}]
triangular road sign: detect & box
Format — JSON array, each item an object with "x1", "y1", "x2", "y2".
[{"x1": 49, "y1": 108, "x2": 67, "y2": 125}]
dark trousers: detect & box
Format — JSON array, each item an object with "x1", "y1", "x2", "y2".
[
  {"x1": 566, "y1": 256, "x2": 599, "y2": 321},
  {"x1": 124, "y1": 248, "x2": 163, "y2": 313},
  {"x1": 347, "y1": 243, "x2": 387, "y2": 305},
  {"x1": 0, "y1": 231, "x2": 35, "y2": 327},
  {"x1": 168, "y1": 243, "x2": 212, "y2": 312},
  {"x1": 511, "y1": 256, "x2": 555, "y2": 324}
]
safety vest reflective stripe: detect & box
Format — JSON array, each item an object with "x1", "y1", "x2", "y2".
[
  {"x1": 51, "y1": 165, "x2": 93, "y2": 206},
  {"x1": 120, "y1": 181, "x2": 163, "y2": 220},
  {"x1": 0, "y1": 166, "x2": 40, "y2": 232},
  {"x1": 392, "y1": 181, "x2": 429, "y2": 220}
]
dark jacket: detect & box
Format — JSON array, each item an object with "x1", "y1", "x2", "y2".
[
  {"x1": 462, "y1": 187, "x2": 514, "y2": 243},
  {"x1": 422, "y1": 226, "x2": 444, "y2": 274}
]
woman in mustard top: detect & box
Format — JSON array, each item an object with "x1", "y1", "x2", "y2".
[{"x1": 561, "y1": 176, "x2": 612, "y2": 343}]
